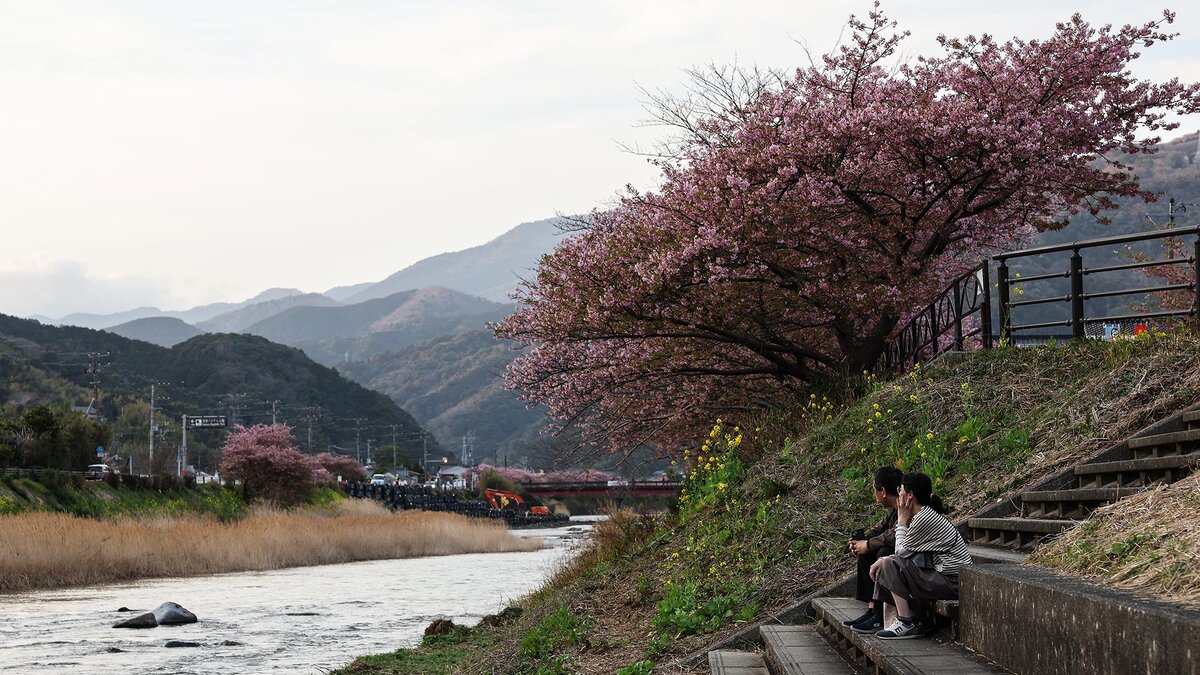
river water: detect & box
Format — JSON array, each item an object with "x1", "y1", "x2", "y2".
[{"x1": 0, "y1": 518, "x2": 598, "y2": 674}]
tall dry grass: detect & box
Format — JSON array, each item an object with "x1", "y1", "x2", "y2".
[{"x1": 0, "y1": 500, "x2": 543, "y2": 593}]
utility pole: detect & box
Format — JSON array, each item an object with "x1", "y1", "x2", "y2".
[
  {"x1": 148, "y1": 384, "x2": 156, "y2": 468},
  {"x1": 271, "y1": 400, "x2": 278, "y2": 425},
  {"x1": 180, "y1": 414, "x2": 188, "y2": 478},
  {"x1": 391, "y1": 425, "x2": 398, "y2": 469},
  {"x1": 367, "y1": 438, "x2": 374, "y2": 467},
  {"x1": 84, "y1": 352, "x2": 109, "y2": 414},
  {"x1": 354, "y1": 419, "x2": 363, "y2": 464},
  {"x1": 422, "y1": 432, "x2": 428, "y2": 478}
]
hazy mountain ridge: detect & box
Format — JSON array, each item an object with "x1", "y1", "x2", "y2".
[
  {"x1": 242, "y1": 287, "x2": 513, "y2": 365},
  {"x1": 105, "y1": 317, "x2": 204, "y2": 348},
  {"x1": 52, "y1": 288, "x2": 307, "y2": 330},
  {"x1": 197, "y1": 293, "x2": 341, "y2": 333},
  {"x1": 340, "y1": 218, "x2": 565, "y2": 304}
]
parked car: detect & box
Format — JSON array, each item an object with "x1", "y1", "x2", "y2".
[
  {"x1": 84, "y1": 464, "x2": 111, "y2": 481},
  {"x1": 370, "y1": 473, "x2": 396, "y2": 486}
]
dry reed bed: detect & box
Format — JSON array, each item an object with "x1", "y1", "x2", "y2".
[
  {"x1": 1030, "y1": 470, "x2": 1200, "y2": 606},
  {"x1": 0, "y1": 500, "x2": 542, "y2": 593}
]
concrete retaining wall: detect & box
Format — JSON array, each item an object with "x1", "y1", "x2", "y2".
[{"x1": 960, "y1": 564, "x2": 1200, "y2": 675}]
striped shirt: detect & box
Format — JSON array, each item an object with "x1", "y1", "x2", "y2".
[{"x1": 894, "y1": 505, "x2": 972, "y2": 575}]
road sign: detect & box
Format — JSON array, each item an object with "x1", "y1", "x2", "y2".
[
  {"x1": 96, "y1": 446, "x2": 104, "y2": 457},
  {"x1": 187, "y1": 416, "x2": 228, "y2": 429}
]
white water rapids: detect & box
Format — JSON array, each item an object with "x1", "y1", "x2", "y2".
[{"x1": 0, "y1": 518, "x2": 597, "y2": 674}]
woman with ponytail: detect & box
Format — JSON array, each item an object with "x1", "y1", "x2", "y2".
[{"x1": 868, "y1": 471, "x2": 972, "y2": 639}]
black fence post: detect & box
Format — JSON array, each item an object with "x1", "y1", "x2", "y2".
[
  {"x1": 952, "y1": 277, "x2": 964, "y2": 351},
  {"x1": 1194, "y1": 235, "x2": 1200, "y2": 332},
  {"x1": 997, "y1": 259, "x2": 1011, "y2": 344},
  {"x1": 1070, "y1": 248, "x2": 1085, "y2": 340},
  {"x1": 980, "y1": 262, "x2": 993, "y2": 349}
]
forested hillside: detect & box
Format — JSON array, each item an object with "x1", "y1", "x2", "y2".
[
  {"x1": 0, "y1": 314, "x2": 441, "y2": 473},
  {"x1": 338, "y1": 331, "x2": 547, "y2": 466}
]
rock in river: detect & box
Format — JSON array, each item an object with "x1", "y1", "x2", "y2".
[
  {"x1": 113, "y1": 612, "x2": 158, "y2": 629},
  {"x1": 153, "y1": 602, "x2": 198, "y2": 625}
]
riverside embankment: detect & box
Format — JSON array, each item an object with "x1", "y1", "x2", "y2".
[
  {"x1": 0, "y1": 519, "x2": 595, "y2": 674},
  {"x1": 0, "y1": 499, "x2": 543, "y2": 593}
]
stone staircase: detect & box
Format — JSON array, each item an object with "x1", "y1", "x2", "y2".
[{"x1": 708, "y1": 406, "x2": 1200, "y2": 675}]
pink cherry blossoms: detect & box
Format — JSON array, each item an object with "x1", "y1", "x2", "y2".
[
  {"x1": 496, "y1": 7, "x2": 1200, "y2": 452},
  {"x1": 220, "y1": 424, "x2": 324, "y2": 504}
]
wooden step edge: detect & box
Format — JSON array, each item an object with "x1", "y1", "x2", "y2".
[
  {"x1": 1074, "y1": 454, "x2": 1199, "y2": 474},
  {"x1": 1183, "y1": 410, "x2": 1200, "y2": 425},
  {"x1": 760, "y1": 624, "x2": 855, "y2": 675},
  {"x1": 709, "y1": 649, "x2": 769, "y2": 675},
  {"x1": 967, "y1": 517, "x2": 1077, "y2": 533},
  {"x1": 1128, "y1": 428, "x2": 1200, "y2": 449},
  {"x1": 1020, "y1": 487, "x2": 1146, "y2": 501}
]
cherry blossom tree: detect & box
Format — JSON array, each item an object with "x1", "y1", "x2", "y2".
[
  {"x1": 219, "y1": 424, "x2": 321, "y2": 504},
  {"x1": 496, "y1": 7, "x2": 1200, "y2": 451},
  {"x1": 315, "y1": 452, "x2": 368, "y2": 483}
]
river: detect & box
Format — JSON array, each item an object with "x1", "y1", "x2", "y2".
[{"x1": 0, "y1": 518, "x2": 598, "y2": 674}]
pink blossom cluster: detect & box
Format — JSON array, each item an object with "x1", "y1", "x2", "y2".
[
  {"x1": 219, "y1": 424, "x2": 325, "y2": 504},
  {"x1": 495, "y1": 7, "x2": 1200, "y2": 452},
  {"x1": 314, "y1": 452, "x2": 368, "y2": 483}
]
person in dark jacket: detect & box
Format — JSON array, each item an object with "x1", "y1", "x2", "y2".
[{"x1": 841, "y1": 466, "x2": 903, "y2": 634}]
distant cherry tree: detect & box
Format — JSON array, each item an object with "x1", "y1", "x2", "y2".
[
  {"x1": 315, "y1": 452, "x2": 368, "y2": 483},
  {"x1": 219, "y1": 424, "x2": 321, "y2": 505},
  {"x1": 496, "y1": 8, "x2": 1200, "y2": 451}
]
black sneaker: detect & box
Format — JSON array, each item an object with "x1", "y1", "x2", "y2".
[
  {"x1": 850, "y1": 614, "x2": 883, "y2": 634},
  {"x1": 841, "y1": 608, "x2": 876, "y2": 627}
]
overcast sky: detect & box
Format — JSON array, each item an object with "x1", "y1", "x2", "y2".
[{"x1": 1, "y1": 1, "x2": 1197, "y2": 318}]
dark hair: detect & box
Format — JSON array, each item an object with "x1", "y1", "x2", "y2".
[
  {"x1": 873, "y1": 467, "x2": 903, "y2": 496},
  {"x1": 901, "y1": 472, "x2": 947, "y2": 514}
]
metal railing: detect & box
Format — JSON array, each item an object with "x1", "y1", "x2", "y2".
[
  {"x1": 995, "y1": 227, "x2": 1200, "y2": 343},
  {"x1": 878, "y1": 262, "x2": 992, "y2": 372},
  {"x1": 878, "y1": 227, "x2": 1200, "y2": 371}
]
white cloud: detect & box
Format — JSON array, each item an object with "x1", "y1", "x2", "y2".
[{"x1": 0, "y1": 260, "x2": 184, "y2": 319}]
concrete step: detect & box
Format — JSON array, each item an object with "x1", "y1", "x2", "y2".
[
  {"x1": 811, "y1": 597, "x2": 1010, "y2": 675},
  {"x1": 1019, "y1": 487, "x2": 1144, "y2": 519},
  {"x1": 966, "y1": 545, "x2": 1027, "y2": 565},
  {"x1": 760, "y1": 624, "x2": 855, "y2": 675},
  {"x1": 1127, "y1": 428, "x2": 1200, "y2": 459},
  {"x1": 1073, "y1": 453, "x2": 1199, "y2": 489},
  {"x1": 709, "y1": 650, "x2": 770, "y2": 675},
  {"x1": 1184, "y1": 409, "x2": 1200, "y2": 428},
  {"x1": 966, "y1": 518, "x2": 1076, "y2": 550}
]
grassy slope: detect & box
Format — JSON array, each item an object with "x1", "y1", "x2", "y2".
[
  {"x1": 335, "y1": 336, "x2": 1200, "y2": 674},
  {"x1": 0, "y1": 475, "x2": 250, "y2": 521},
  {"x1": 1030, "y1": 471, "x2": 1200, "y2": 605}
]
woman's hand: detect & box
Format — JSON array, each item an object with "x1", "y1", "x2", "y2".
[
  {"x1": 849, "y1": 539, "x2": 869, "y2": 556},
  {"x1": 897, "y1": 491, "x2": 917, "y2": 525},
  {"x1": 869, "y1": 557, "x2": 885, "y2": 581}
]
